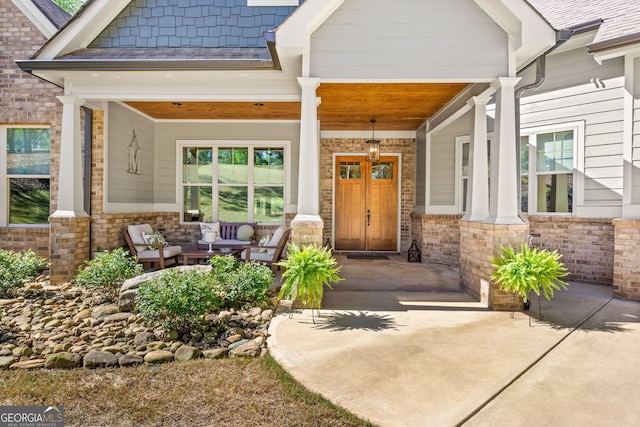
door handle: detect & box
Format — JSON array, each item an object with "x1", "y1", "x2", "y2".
[{"x1": 367, "y1": 209, "x2": 371, "y2": 226}]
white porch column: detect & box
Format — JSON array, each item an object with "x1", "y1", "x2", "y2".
[
  {"x1": 465, "y1": 95, "x2": 491, "y2": 222},
  {"x1": 296, "y1": 77, "x2": 321, "y2": 216},
  {"x1": 54, "y1": 96, "x2": 88, "y2": 217},
  {"x1": 489, "y1": 77, "x2": 522, "y2": 224}
]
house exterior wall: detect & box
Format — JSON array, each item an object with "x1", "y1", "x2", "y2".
[
  {"x1": 633, "y1": 57, "x2": 640, "y2": 203},
  {"x1": 528, "y1": 216, "x2": 614, "y2": 286},
  {"x1": 107, "y1": 102, "x2": 156, "y2": 204},
  {"x1": 613, "y1": 219, "x2": 640, "y2": 301},
  {"x1": 415, "y1": 123, "x2": 427, "y2": 210},
  {"x1": 320, "y1": 137, "x2": 416, "y2": 252},
  {"x1": 412, "y1": 214, "x2": 461, "y2": 267},
  {"x1": 0, "y1": 0, "x2": 64, "y2": 258},
  {"x1": 519, "y1": 49, "x2": 625, "y2": 213},
  {"x1": 310, "y1": 0, "x2": 508, "y2": 80}
]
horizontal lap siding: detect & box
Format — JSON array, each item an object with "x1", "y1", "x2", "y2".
[
  {"x1": 633, "y1": 57, "x2": 640, "y2": 203},
  {"x1": 430, "y1": 113, "x2": 470, "y2": 206},
  {"x1": 310, "y1": 0, "x2": 507, "y2": 80},
  {"x1": 520, "y1": 48, "x2": 625, "y2": 207}
]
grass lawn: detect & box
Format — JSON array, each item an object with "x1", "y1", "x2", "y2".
[{"x1": 0, "y1": 356, "x2": 375, "y2": 427}]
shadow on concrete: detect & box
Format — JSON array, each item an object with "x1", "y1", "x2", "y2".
[
  {"x1": 323, "y1": 290, "x2": 490, "y2": 312},
  {"x1": 312, "y1": 311, "x2": 399, "y2": 332}
]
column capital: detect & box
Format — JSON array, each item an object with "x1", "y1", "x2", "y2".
[
  {"x1": 490, "y1": 76, "x2": 522, "y2": 90},
  {"x1": 466, "y1": 94, "x2": 492, "y2": 108},
  {"x1": 57, "y1": 95, "x2": 86, "y2": 107},
  {"x1": 297, "y1": 77, "x2": 321, "y2": 90}
]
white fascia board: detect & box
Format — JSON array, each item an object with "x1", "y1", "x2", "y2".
[
  {"x1": 11, "y1": 0, "x2": 57, "y2": 38},
  {"x1": 474, "y1": 0, "x2": 555, "y2": 72},
  {"x1": 275, "y1": 0, "x2": 346, "y2": 62},
  {"x1": 593, "y1": 45, "x2": 640, "y2": 64},
  {"x1": 36, "y1": 0, "x2": 132, "y2": 59}
]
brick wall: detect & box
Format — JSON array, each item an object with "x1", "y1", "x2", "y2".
[
  {"x1": 320, "y1": 138, "x2": 416, "y2": 252},
  {"x1": 412, "y1": 214, "x2": 462, "y2": 267},
  {"x1": 0, "y1": 0, "x2": 65, "y2": 258},
  {"x1": 612, "y1": 219, "x2": 640, "y2": 301},
  {"x1": 460, "y1": 220, "x2": 528, "y2": 310},
  {"x1": 528, "y1": 216, "x2": 614, "y2": 286}
]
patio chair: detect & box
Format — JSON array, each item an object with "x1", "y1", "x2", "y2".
[
  {"x1": 124, "y1": 224, "x2": 182, "y2": 270},
  {"x1": 241, "y1": 225, "x2": 290, "y2": 273}
]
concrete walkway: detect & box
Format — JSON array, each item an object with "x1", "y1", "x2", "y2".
[{"x1": 268, "y1": 255, "x2": 640, "y2": 426}]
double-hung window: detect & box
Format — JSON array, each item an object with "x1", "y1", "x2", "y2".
[
  {"x1": 180, "y1": 142, "x2": 286, "y2": 224},
  {"x1": 520, "y1": 125, "x2": 577, "y2": 214},
  {"x1": 0, "y1": 126, "x2": 51, "y2": 226}
]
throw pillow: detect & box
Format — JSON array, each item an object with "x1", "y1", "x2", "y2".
[
  {"x1": 142, "y1": 231, "x2": 167, "y2": 250},
  {"x1": 200, "y1": 222, "x2": 220, "y2": 241},
  {"x1": 237, "y1": 224, "x2": 255, "y2": 241},
  {"x1": 257, "y1": 233, "x2": 271, "y2": 252}
]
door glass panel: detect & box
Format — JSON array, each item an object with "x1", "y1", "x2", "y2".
[
  {"x1": 339, "y1": 162, "x2": 361, "y2": 179},
  {"x1": 371, "y1": 162, "x2": 393, "y2": 180}
]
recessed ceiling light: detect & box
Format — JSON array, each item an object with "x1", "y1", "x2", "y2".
[
  {"x1": 253, "y1": 103, "x2": 264, "y2": 107},
  {"x1": 171, "y1": 102, "x2": 183, "y2": 107},
  {"x1": 240, "y1": 73, "x2": 248, "y2": 77},
  {"x1": 90, "y1": 73, "x2": 99, "y2": 77},
  {"x1": 165, "y1": 73, "x2": 173, "y2": 78}
]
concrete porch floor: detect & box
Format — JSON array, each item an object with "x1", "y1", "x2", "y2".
[{"x1": 268, "y1": 254, "x2": 640, "y2": 426}]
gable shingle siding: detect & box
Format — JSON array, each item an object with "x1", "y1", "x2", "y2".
[{"x1": 89, "y1": 0, "x2": 301, "y2": 49}]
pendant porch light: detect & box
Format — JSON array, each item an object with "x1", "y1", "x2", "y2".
[{"x1": 366, "y1": 119, "x2": 381, "y2": 162}]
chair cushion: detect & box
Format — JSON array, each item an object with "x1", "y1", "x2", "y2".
[
  {"x1": 128, "y1": 224, "x2": 153, "y2": 253},
  {"x1": 257, "y1": 233, "x2": 271, "y2": 252},
  {"x1": 241, "y1": 249, "x2": 274, "y2": 262},
  {"x1": 267, "y1": 226, "x2": 286, "y2": 256},
  {"x1": 137, "y1": 245, "x2": 182, "y2": 260}
]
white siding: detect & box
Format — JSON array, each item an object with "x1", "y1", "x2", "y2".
[
  {"x1": 310, "y1": 0, "x2": 508, "y2": 80},
  {"x1": 155, "y1": 122, "x2": 301, "y2": 206},
  {"x1": 415, "y1": 123, "x2": 426, "y2": 209},
  {"x1": 107, "y1": 102, "x2": 155, "y2": 203},
  {"x1": 520, "y1": 48, "x2": 625, "y2": 207},
  {"x1": 429, "y1": 113, "x2": 471, "y2": 205}
]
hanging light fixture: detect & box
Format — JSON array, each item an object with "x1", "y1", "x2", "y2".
[{"x1": 366, "y1": 119, "x2": 381, "y2": 162}]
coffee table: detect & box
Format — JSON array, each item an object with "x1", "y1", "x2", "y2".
[{"x1": 182, "y1": 248, "x2": 242, "y2": 265}]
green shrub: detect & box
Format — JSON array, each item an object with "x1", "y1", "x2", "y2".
[
  {"x1": 277, "y1": 244, "x2": 342, "y2": 310},
  {"x1": 209, "y1": 255, "x2": 273, "y2": 308},
  {"x1": 491, "y1": 243, "x2": 569, "y2": 303},
  {"x1": 74, "y1": 248, "x2": 143, "y2": 302},
  {"x1": 136, "y1": 269, "x2": 222, "y2": 337},
  {"x1": 0, "y1": 249, "x2": 49, "y2": 297}
]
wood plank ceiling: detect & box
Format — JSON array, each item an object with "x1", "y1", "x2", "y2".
[{"x1": 125, "y1": 83, "x2": 468, "y2": 131}]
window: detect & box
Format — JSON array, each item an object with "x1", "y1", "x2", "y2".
[
  {"x1": 181, "y1": 143, "x2": 286, "y2": 224},
  {"x1": 458, "y1": 136, "x2": 491, "y2": 213},
  {"x1": 0, "y1": 127, "x2": 51, "y2": 226},
  {"x1": 521, "y1": 127, "x2": 576, "y2": 214}
]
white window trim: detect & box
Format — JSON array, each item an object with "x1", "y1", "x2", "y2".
[
  {"x1": 247, "y1": 0, "x2": 299, "y2": 6},
  {"x1": 0, "y1": 125, "x2": 51, "y2": 227},
  {"x1": 455, "y1": 136, "x2": 470, "y2": 213},
  {"x1": 176, "y1": 140, "x2": 290, "y2": 224},
  {"x1": 521, "y1": 121, "x2": 585, "y2": 215}
]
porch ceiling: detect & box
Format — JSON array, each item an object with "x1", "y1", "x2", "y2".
[{"x1": 124, "y1": 83, "x2": 468, "y2": 131}]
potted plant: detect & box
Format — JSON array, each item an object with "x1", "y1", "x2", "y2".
[
  {"x1": 491, "y1": 242, "x2": 568, "y2": 320},
  {"x1": 276, "y1": 243, "x2": 343, "y2": 322}
]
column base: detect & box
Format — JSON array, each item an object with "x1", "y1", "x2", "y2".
[
  {"x1": 459, "y1": 220, "x2": 528, "y2": 311},
  {"x1": 290, "y1": 214, "x2": 324, "y2": 248},
  {"x1": 613, "y1": 219, "x2": 640, "y2": 301},
  {"x1": 49, "y1": 216, "x2": 91, "y2": 285}
]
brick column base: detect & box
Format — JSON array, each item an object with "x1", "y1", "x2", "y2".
[
  {"x1": 613, "y1": 219, "x2": 640, "y2": 301},
  {"x1": 460, "y1": 220, "x2": 528, "y2": 311},
  {"x1": 49, "y1": 216, "x2": 91, "y2": 285},
  {"x1": 290, "y1": 214, "x2": 324, "y2": 248}
]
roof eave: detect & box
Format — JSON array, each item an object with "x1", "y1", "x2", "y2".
[
  {"x1": 15, "y1": 59, "x2": 278, "y2": 72},
  {"x1": 587, "y1": 32, "x2": 640, "y2": 55}
]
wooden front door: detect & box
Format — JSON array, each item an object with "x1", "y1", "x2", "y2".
[{"x1": 335, "y1": 156, "x2": 398, "y2": 251}]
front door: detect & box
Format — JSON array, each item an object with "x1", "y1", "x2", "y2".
[{"x1": 335, "y1": 155, "x2": 398, "y2": 251}]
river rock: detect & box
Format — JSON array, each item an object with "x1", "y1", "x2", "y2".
[
  {"x1": 174, "y1": 345, "x2": 201, "y2": 362},
  {"x1": 202, "y1": 348, "x2": 229, "y2": 359},
  {"x1": 133, "y1": 332, "x2": 156, "y2": 346},
  {"x1": 118, "y1": 353, "x2": 144, "y2": 367},
  {"x1": 9, "y1": 359, "x2": 46, "y2": 369},
  {"x1": 229, "y1": 340, "x2": 260, "y2": 358},
  {"x1": 45, "y1": 352, "x2": 82, "y2": 369},
  {"x1": 0, "y1": 356, "x2": 17, "y2": 369},
  {"x1": 144, "y1": 350, "x2": 174, "y2": 364},
  {"x1": 83, "y1": 351, "x2": 119, "y2": 368},
  {"x1": 91, "y1": 305, "x2": 119, "y2": 318}
]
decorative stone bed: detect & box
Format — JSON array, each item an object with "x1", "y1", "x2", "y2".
[{"x1": 0, "y1": 271, "x2": 278, "y2": 370}]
